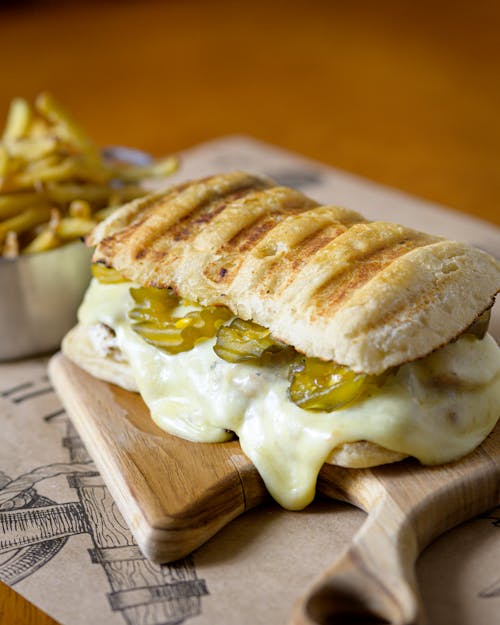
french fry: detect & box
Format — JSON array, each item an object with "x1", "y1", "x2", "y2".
[
  {"x1": 45, "y1": 182, "x2": 111, "y2": 205},
  {"x1": 0, "y1": 145, "x2": 8, "y2": 178},
  {"x1": 6, "y1": 156, "x2": 108, "y2": 190},
  {"x1": 45, "y1": 182, "x2": 144, "y2": 206},
  {"x1": 0, "y1": 191, "x2": 42, "y2": 216},
  {"x1": 2, "y1": 98, "x2": 32, "y2": 142},
  {"x1": 35, "y1": 92, "x2": 101, "y2": 165},
  {"x1": 28, "y1": 118, "x2": 51, "y2": 138},
  {"x1": 69, "y1": 199, "x2": 91, "y2": 219},
  {"x1": 0, "y1": 93, "x2": 178, "y2": 254},
  {"x1": 3, "y1": 135, "x2": 60, "y2": 160},
  {"x1": 48, "y1": 207, "x2": 61, "y2": 231},
  {"x1": 0, "y1": 206, "x2": 52, "y2": 243},
  {"x1": 0, "y1": 194, "x2": 50, "y2": 220},
  {"x1": 56, "y1": 216, "x2": 96, "y2": 240},
  {"x1": 0, "y1": 157, "x2": 69, "y2": 191},
  {"x1": 23, "y1": 228, "x2": 60, "y2": 254},
  {"x1": 109, "y1": 155, "x2": 179, "y2": 182},
  {"x1": 2, "y1": 230, "x2": 19, "y2": 258}
]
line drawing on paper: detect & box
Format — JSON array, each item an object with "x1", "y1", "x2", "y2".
[{"x1": 0, "y1": 377, "x2": 209, "y2": 625}]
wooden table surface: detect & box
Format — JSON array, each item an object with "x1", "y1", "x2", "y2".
[{"x1": 0, "y1": 0, "x2": 499, "y2": 623}]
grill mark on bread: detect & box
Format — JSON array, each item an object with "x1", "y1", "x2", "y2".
[
  {"x1": 136, "y1": 187, "x2": 271, "y2": 284},
  {"x1": 230, "y1": 206, "x2": 367, "y2": 295},
  {"x1": 346, "y1": 247, "x2": 490, "y2": 345},
  {"x1": 97, "y1": 191, "x2": 183, "y2": 261},
  {"x1": 128, "y1": 174, "x2": 268, "y2": 262},
  {"x1": 253, "y1": 206, "x2": 363, "y2": 259},
  {"x1": 252, "y1": 222, "x2": 358, "y2": 296},
  {"x1": 313, "y1": 233, "x2": 436, "y2": 314},
  {"x1": 204, "y1": 212, "x2": 297, "y2": 285},
  {"x1": 96, "y1": 188, "x2": 185, "y2": 258},
  {"x1": 87, "y1": 183, "x2": 191, "y2": 249},
  {"x1": 169, "y1": 186, "x2": 262, "y2": 242},
  {"x1": 203, "y1": 187, "x2": 315, "y2": 285},
  {"x1": 278, "y1": 221, "x2": 432, "y2": 307},
  {"x1": 96, "y1": 172, "x2": 272, "y2": 279},
  {"x1": 136, "y1": 186, "x2": 263, "y2": 266},
  {"x1": 278, "y1": 210, "x2": 368, "y2": 283},
  {"x1": 290, "y1": 223, "x2": 354, "y2": 271}
]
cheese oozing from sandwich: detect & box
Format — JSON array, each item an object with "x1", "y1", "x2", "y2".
[{"x1": 76, "y1": 278, "x2": 500, "y2": 510}]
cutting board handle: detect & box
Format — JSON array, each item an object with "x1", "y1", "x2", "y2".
[
  {"x1": 290, "y1": 494, "x2": 421, "y2": 625},
  {"x1": 291, "y1": 433, "x2": 500, "y2": 625}
]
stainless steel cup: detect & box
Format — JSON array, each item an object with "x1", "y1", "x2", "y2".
[
  {"x1": 0, "y1": 241, "x2": 93, "y2": 360},
  {"x1": 0, "y1": 146, "x2": 154, "y2": 361}
]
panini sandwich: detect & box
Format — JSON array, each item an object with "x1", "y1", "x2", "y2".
[{"x1": 63, "y1": 171, "x2": 500, "y2": 509}]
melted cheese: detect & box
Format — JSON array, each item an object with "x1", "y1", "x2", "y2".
[{"x1": 78, "y1": 280, "x2": 500, "y2": 510}]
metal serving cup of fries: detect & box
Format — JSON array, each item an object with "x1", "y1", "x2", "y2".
[
  {"x1": 0, "y1": 146, "x2": 160, "y2": 361},
  {"x1": 0, "y1": 240, "x2": 93, "y2": 360},
  {"x1": 0, "y1": 91, "x2": 177, "y2": 361}
]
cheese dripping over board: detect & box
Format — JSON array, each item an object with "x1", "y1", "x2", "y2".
[{"x1": 62, "y1": 171, "x2": 500, "y2": 510}]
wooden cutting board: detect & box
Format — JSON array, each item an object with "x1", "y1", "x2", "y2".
[{"x1": 49, "y1": 353, "x2": 500, "y2": 625}]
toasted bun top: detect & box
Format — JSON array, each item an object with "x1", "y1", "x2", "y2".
[{"x1": 88, "y1": 171, "x2": 500, "y2": 373}]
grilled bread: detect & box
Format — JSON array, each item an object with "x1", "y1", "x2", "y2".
[{"x1": 88, "y1": 171, "x2": 500, "y2": 374}]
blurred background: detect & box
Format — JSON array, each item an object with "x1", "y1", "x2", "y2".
[
  {"x1": 1, "y1": 1, "x2": 499, "y2": 623},
  {"x1": 1, "y1": 0, "x2": 499, "y2": 224}
]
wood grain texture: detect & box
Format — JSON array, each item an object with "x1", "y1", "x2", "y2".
[
  {"x1": 1, "y1": 0, "x2": 500, "y2": 623},
  {"x1": 49, "y1": 353, "x2": 500, "y2": 625},
  {"x1": 0, "y1": 581, "x2": 58, "y2": 625},
  {"x1": 48, "y1": 353, "x2": 269, "y2": 563},
  {"x1": 293, "y1": 429, "x2": 500, "y2": 625}
]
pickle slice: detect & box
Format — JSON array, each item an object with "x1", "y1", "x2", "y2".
[
  {"x1": 214, "y1": 318, "x2": 288, "y2": 364},
  {"x1": 464, "y1": 308, "x2": 491, "y2": 340},
  {"x1": 91, "y1": 263, "x2": 126, "y2": 284},
  {"x1": 288, "y1": 357, "x2": 372, "y2": 412},
  {"x1": 129, "y1": 286, "x2": 232, "y2": 354}
]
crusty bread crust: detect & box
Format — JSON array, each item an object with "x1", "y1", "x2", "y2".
[
  {"x1": 62, "y1": 325, "x2": 138, "y2": 392},
  {"x1": 89, "y1": 172, "x2": 500, "y2": 374},
  {"x1": 325, "y1": 441, "x2": 406, "y2": 467},
  {"x1": 63, "y1": 323, "x2": 408, "y2": 468}
]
